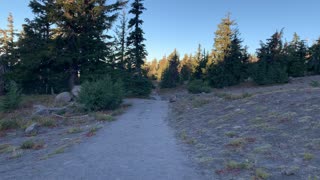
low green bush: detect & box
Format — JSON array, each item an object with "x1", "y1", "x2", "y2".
[
  {"x1": 0, "y1": 81, "x2": 22, "y2": 112},
  {"x1": 124, "y1": 75, "x2": 153, "y2": 97},
  {"x1": 78, "y1": 76, "x2": 124, "y2": 111},
  {"x1": 0, "y1": 119, "x2": 20, "y2": 131},
  {"x1": 187, "y1": 80, "x2": 211, "y2": 94}
]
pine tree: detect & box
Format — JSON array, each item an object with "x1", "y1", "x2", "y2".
[
  {"x1": 179, "y1": 54, "x2": 193, "y2": 82},
  {"x1": 114, "y1": 11, "x2": 129, "y2": 70},
  {"x1": 285, "y1": 33, "x2": 307, "y2": 77},
  {"x1": 126, "y1": 0, "x2": 147, "y2": 74},
  {"x1": 308, "y1": 38, "x2": 320, "y2": 74},
  {"x1": 208, "y1": 31, "x2": 249, "y2": 88},
  {"x1": 211, "y1": 13, "x2": 236, "y2": 63},
  {"x1": 252, "y1": 30, "x2": 288, "y2": 85},
  {"x1": 160, "y1": 50, "x2": 180, "y2": 88},
  {"x1": 157, "y1": 56, "x2": 168, "y2": 81}
]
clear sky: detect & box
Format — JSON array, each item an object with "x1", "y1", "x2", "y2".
[{"x1": 1, "y1": 0, "x2": 320, "y2": 60}]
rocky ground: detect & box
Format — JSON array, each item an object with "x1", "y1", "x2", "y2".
[
  {"x1": 164, "y1": 75, "x2": 320, "y2": 180},
  {"x1": 0, "y1": 94, "x2": 128, "y2": 173}
]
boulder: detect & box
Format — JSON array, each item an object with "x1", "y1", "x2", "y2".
[
  {"x1": 25, "y1": 123, "x2": 39, "y2": 135},
  {"x1": 33, "y1": 105, "x2": 67, "y2": 116},
  {"x1": 169, "y1": 95, "x2": 177, "y2": 103},
  {"x1": 71, "y1": 86, "x2": 81, "y2": 97},
  {"x1": 55, "y1": 92, "x2": 72, "y2": 104}
]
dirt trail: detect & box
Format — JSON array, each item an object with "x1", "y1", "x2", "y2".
[{"x1": 2, "y1": 97, "x2": 203, "y2": 180}]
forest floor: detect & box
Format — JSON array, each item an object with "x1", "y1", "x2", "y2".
[{"x1": 163, "y1": 75, "x2": 320, "y2": 180}]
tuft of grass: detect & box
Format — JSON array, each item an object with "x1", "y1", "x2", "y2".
[
  {"x1": 310, "y1": 80, "x2": 320, "y2": 87},
  {"x1": 20, "y1": 140, "x2": 45, "y2": 150},
  {"x1": 0, "y1": 119, "x2": 20, "y2": 131},
  {"x1": 67, "y1": 127, "x2": 83, "y2": 134},
  {"x1": 20, "y1": 140, "x2": 35, "y2": 149},
  {"x1": 94, "y1": 113, "x2": 114, "y2": 122},
  {"x1": 255, "y1": 168, "x2": 270, "y2": 179},
  {"x1": 192, "y1": 99, "x2": 211, "y2": 108},
  {"x1": 32, "y1": 116, "x2": 57, "y2": 128},
  {"x1": 303, "y1": 153, "x2": 314, "y2": 161},
  {"x1": 227, "y1": 138, "x2": 246, "y2": 148},
  {"x1": 225, "y1": 131, "x2": 237, "y2": 138},
  {"x1": 0, "y1": 144, "x2": 15, "y2": 154},
  {"x1": 86, "y1": 126, "x2": 102, "y2": 137},
  {"x1": 225, "y1": 160, "x2": 252, "y2": 170}
]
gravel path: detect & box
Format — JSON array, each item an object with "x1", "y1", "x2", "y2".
[{"x1": 3, "y1": 97, "x2": 203, "y2": 180}]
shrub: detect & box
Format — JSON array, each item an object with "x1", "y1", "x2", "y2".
[
  {"x1": 78, "y1": 76, "x2": 124, "y2": 111},
  {"x1": 0, "y1": 81, "x2": 22, "y2": 112},
  {"x1": 124, "y1": 74, "x2": 153, "y2": 97},
  {"x1": 20, "y1": 140, "x2": 35, "y2": 149},
  {"x1": 187, "y1": 80, "x2": 211, "y2": 94},
  {"x1": 251, "y1": 61, "x2": 288, "y2": 85},
  {"x1": 0, "y1": 119, "x2": 19, "y2": 131}
]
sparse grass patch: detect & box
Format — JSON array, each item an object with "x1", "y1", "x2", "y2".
[
  {"x1": 225, "y1": 131, "x2": 237, "y2": 138},
  {"x1": 303, "y1": 153, "x2": 314, "y2": 161},
  {"x1": 310, "y1": 80, "x2": 320, "y2": 87},
  {"x1": 0, "y1": 144, "x2": 15, "y2": 154},
  {"x1": 254, "y1": 144, "x2": 272, "y2": 154},
  {"x1": 226, "y1": 138, "x2": 246, "y2": 148},
  {"x1": 0, "y1": 119, "x2": 20, "y2": 131},
  {"x1": 20, "y1": 140, "x2": 45, "y2": 150},
  {"x1": 255, "y1": 168, "x2": 270, "y2": 179},
  {"x1": 225, "y1": 160, "x2": 252, "y2": 170},
  {"x1": 86, "y1": 125, "x2": 102, "y2": 137},
  {"x1": 94, "y1": 112, "x2": 114, "y2": 122},
  {"x1": 192, "y1": 98, "x2": 211, "y2": 108},
  {"x1": 215, "y1": 92, "x2": 252, "y2": 100},
  {"x1": 32, "y1": 116, "x2": 57, "y2": 128},
  {"x1": 67, "y1": 127, "x2": 82, "y2": 134}
]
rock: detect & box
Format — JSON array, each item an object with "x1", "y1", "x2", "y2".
[
  {"x1": 71, "y1": 86, "x2": 81, "y2": 97},
  {"x1": 55, "y1": 92, "x2": 72, "y2": 104},
  {"x1": 169, "y1": 95, "x2": 177, "y2": 103},
  {"x1": 281, "y1": 166, "x2": 299, "y2": 176},
  {"x1": 33, "y1": 105, "x2": 67, "y2": 116},
  {"x1": 25, "y1": 123, "x2": 39, "y2": 135}
]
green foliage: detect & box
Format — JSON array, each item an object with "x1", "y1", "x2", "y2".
[
  {"x1": 0, "y1": 119, "x2": 19, "y2": 131},
  {"x1": 308, "y1": 38, "x2": 320, "y2": 74},
  {"x1": 78, "y1": 76, "x2": 124, "y2": 111},
  {"x1": 187, "y1": 80, "x2": 211, "y2": 94},
  {"x1": 126, "y1": 0, "x2": 147, "y2": 72},
  {"x1": 286, "y1": 33, "x2": 307, "y2": 77},
  {"x1": 20, "y1": 140, "x2": 35, "y2": 149},
  {"x1": 251, "y1": 30, "x2": 289, "y2": 85},
  {"x1": 124, "y1": 74, "x2": 153, "y2": 97},
  {"x1": 160, "y1": 50, "x2": 180, "y2": 88},
  {"x1": 1, "y1": 81, "x2": 22, "y2": 111},
  {"x1": 208, "y1": 32, "x2": 249, "y2": 88}
]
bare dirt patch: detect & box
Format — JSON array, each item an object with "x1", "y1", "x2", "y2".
[{"x1": 165, "y1": 76, "x2": 320, "y2": 179}]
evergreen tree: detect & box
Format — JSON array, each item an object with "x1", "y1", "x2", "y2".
[
  {"x1": 179, "y1": 54, "x2": 193, "y2": 82},
  {"x1": 157, "y1": 56, "x2": 168, "y2": 81},
  {"x1": 208, "y1": 31, "x2": 249, "y2": 88},
  {"x1": 126, "y1": 0, "x2": 147, "y2": 74},
  {"x1": 285, "y1": 33, "x2": 307, "y2": 77},
  {"x1": 114, "y1": 11, "x2": 129, "y2": 69},
  {"x1": 210, "y1": 13, "x2": 235, "y2": 64},
  {"x1": 308, "y1": 38, "x2": 320, "y2": 74},
  {"x1": 252, "y1": 30, "x2": 288, "y2": 85},
  {"x1": 160, "y1": 50, "x2": 180, "y2": 88}
]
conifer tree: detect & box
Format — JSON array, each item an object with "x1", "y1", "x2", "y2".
[
  {"x1": 308, "y1": 38, "x2": 320, "y2": 74},
  {"x1": 114, "y1": 11, "x2": 129, "y2": 69},
  {"x1": 179, "y1": 54, "x2": 193, "y2": 82},
  {"x1": 252, "y1": 30, "x2": 288, "y2": 85},
  {"x1": 285, "y1": 33, "x2": 307, "y2": 77},
  {"x1": 127, "y1": 0, "x2": 147, "y2": 74},
  {"x1": 160, "y1": 50, "x2": 180, "y2": 88},
  {"x1": 211, "y1": 13, "x2": 235, "y2": 64}
]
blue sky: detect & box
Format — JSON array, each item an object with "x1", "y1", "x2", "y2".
[{"x1": 1, "y1": 0, "x2": 320, "y2": 60}]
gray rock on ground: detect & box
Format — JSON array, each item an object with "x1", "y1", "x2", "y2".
[
  {"x1": 71, "y1": 86, "x2": 81, "y2": 98},
  {"x1": 33, "y1": 105, "x2": 67, "y2": 116},
  {"x1": 25, "y1": 123, "x2": 39, "y2": 135},
  {"x1": 55, "y1": 92, "x2": 72, "y2": 104}
]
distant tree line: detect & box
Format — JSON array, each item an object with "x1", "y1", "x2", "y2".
[
  {"x1": 146, "y1": 14, "x2": 320, "y2": 89},
  {"x1": 0, "y1": 0, "x2": 151, "y2": 97}
]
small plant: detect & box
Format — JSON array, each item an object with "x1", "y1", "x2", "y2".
[
  {"x1": 0, "y1": 81, "x2": 22, "y2": 112},
  {"x1": 94, "y1": 113, "x2": 114, "y2": 122},
  {"x1": 310, "y1": 80, "x2": 320, "y2": 87},
  {"x1": 86, "y1": 126, "x2": 102, "y2": 137},
  {"x1": 187, "y1": 80, "x2": 211, "y2": 94},
  {"x1": 225, "y1": 131, "x2": 237, "y2": 138},
  {"x1": 303, "y1": 153, "x2": 314, "y2": 161},
  {"x1": 0, "y1": 119, "x2": 19, "y2": 131},
  {"x1": 0, "y1": 144, "x2": 15, "y2": 154},
  {"x1": 67, "y1": 127, "x2": 82, "y2": 134},
  {"x1": 225, "y1": 160, "x2": 252, "y2": 170},
  {"x1": 255, "y1": 168, "x2": 269, "y2": 179},
  {"x1": 20, "y1": 140, "x2": 35, "y2": 149}
]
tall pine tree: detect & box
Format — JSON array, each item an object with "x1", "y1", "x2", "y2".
[{"x1": 126, "y1": 0, "x2": 147, "y2": 74}]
